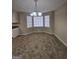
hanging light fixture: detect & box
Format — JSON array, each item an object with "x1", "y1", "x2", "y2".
[{"x1": 30, "y1": 0, "x2": 42, "y2": 16}]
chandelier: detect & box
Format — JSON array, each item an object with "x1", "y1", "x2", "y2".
[{"x1": 30, "y1": 0, "x2": 42, "y2": 16}]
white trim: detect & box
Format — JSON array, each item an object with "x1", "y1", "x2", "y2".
[
  {"x1": 54, "y1": 33, "x2": 67, "y2": 46},
  {"x1": 19, "y1": 31, "x2": 54, "y2": 35}
]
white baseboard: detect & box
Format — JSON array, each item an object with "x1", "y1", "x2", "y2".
[
  {"x1": 54, "y1": 33, "x2": 67, "y2": 46},
  {"x1": 19, "y1": 31, "x2": 54, "y2": 35}
]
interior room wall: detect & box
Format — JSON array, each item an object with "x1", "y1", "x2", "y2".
[
  {"x1": 54, "y1": 3, "x2": 67, "y2": 45},
  {"x1": 12, "y1": 11, "x2": 18, "y2": 23},
  {"x1": 18, "y1": 11, "x2": 54, "y2": 35},
  {"x1": 12, "y1": 11, "x2": 20, "y2": 38}
]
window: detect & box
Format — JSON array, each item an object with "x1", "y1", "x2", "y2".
[
  {"x1": 34, "y1": 16, "x2": 43, "y2": 27},
  {"x1": 26, "y1": 15, "x2": 50, "y2": 28},
  {"x1": 27, "y1": 16, "x2": 32, "y2": 28},
  {"x1": 45, "y1": 16, "x2": 50, "y2": 27}
]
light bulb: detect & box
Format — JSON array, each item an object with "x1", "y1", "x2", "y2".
[
  {"x1": 33, "y1": 12, "x2": 37, "y2": 16},
  {"x1": 30, "y1": 12, "x2": 42, "y2": 16},
  {"x1": 30, "y1": 13, "x2": 33, "y2": 16},
  {"x1": 38, "y1": 12, "x2": 42, "y2": 16}
]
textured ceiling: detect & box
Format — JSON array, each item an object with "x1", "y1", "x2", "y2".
[{"x1": 12, "y1": 0, "x2": 66, "y2": 13}]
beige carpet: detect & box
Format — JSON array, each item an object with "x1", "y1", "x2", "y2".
[{"x1": 12, "y1": 32, "x2": 67, "y2": 59}]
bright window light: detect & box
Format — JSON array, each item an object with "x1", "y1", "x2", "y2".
[
  {"x1": 27, "y1": 16, "x2": 32, "y2": 28},
  {"x1": 26, "y1": 15, "x2": 50, "y2": 28},
  {"x1": 45, "y1": 16, "x2": 50, "y2": 27},
  {"x1": 34, "y1": 16, "x2": 43, "y2": 27}
]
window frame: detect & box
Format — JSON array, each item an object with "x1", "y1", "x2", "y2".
[{"x1": 26, "y1": 15, "x2": 50, "y2": 28}]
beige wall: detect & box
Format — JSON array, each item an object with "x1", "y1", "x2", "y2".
[
  {"x1": 54, "y1": 3, "x2": 67, "y2": 45},
  {"x1": 12, "y1": 11, "x2": 20, "y2": 38},
  {"x1": 18, "y1": 12, "x2": 54, "y2": 35},
  {"x1": 12, "y1": 12, "x2": 18, "y2": 23}
]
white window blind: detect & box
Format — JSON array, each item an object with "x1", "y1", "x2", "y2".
[
  {"x1": 45, "y1": 16, "x2": 50, "y2": 27},
  {"x1": 26, "y1": 15, "x2": 50, "y2": 28},
  {"x1": 27, "y1": 16, "x2": 32, "y2": 28},
  {"x1": 34, "y1": 16, "x2": 43, "y2": 27}
]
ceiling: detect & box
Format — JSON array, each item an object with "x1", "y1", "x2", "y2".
[{"x1": 12, "y1": 0, "x2": 66, "y2": 13}]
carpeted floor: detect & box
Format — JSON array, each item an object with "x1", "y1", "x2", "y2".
[{"x1": 12, "y1": 32, "x2": 67, "y2": 59}]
